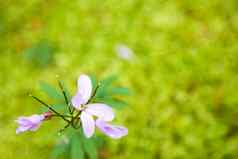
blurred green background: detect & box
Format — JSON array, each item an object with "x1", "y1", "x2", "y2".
[{"x1": 1, "y1": 0, "x2": 238, "y2": 158}]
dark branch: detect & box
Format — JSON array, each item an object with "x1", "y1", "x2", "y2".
[
  {"x1": 29, "y1": 94, "x2": 70, "y2": 123},
  {"x1": 87, "y1": 82, "x2": 101, "y2": 104},
  {"x1": 57, "y1": 80, "x2": 73, "y2": 114}
]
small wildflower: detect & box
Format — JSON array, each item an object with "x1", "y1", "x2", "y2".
[
  {"x1": 16, "y1": 114, "x2": 45, "y2": 134},
  {"x1": 72, "y1": 74, "x2": 127, "y2": 138},
  {"x1": 16, "y1": 74, "x2": 128, "y2": 140}
]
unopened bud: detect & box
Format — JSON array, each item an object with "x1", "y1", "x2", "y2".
[{"x1": 43, "y1": 111, "x2": 53, "y2": 120}]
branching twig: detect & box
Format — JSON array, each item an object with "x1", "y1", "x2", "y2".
[
  {"x1": 29, "y1": 94, "x2": 70, "y2": 123},
  {"x1": 87, "y1": 82, "x2": 101, "y2": 104},
  {"x1": 58, "y1": 80, "x2": 73, "y2": 114}
]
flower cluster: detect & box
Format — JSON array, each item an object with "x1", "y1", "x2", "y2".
[{"x1": 16, "y1": 74, "x2": 128, "y2": 139}]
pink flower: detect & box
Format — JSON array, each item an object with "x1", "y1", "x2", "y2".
[
  {"x1": 71, "y1": 74, "x2": 128, "y2": 138},
  {"x1": 16, "y1": 114, "x2": 45, "y2": 134}
]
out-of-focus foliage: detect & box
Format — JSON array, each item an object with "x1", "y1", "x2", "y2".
[
  {"x1": 0, "y1": 0, "x2": 238, "y2": 159},
  {"x1": 22, "y1": 40, "x2": 57, "y2": 67}
]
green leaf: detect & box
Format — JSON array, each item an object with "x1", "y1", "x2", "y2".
[
  {"x1": 89, "y1": 75, "x2": 98, "y2": 90},
  {"x1": 96, "y1": 97, "x2": 128, "y2": 109},
  {"x1": 65, "y1": 127, "x2": 77, "y2": 138},
  {"x1": 39, "y1": 81, "x2": 63, "y2": 100},
  {"x1": 58, "y1": 80, "x2": 71, "y2": 100},
  {"x1": 70, "y1": 133, "x2": 84, "y2": 159},
  {"x1": 82, "y1": 137, "x2": 97, "y2": 159},
  {"x1": 51, "y1": 143, "x2": 68, "y2": 159},
  {"x1": 100, "y1": 75, "x2": 118, "y2": 86},
  {"x1": 110, "y1": 87, "x2": 131, "y2": 96},
  {"x1": 95, "y1": 84, "x2": 108, "y2": 98},
  {"x1": 40, "y1": 103, "x2": 67, "y2": 113}
]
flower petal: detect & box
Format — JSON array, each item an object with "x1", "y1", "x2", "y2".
[
  {"x1": 81, "y1": 111, "x2": 95, "y2": 138},
  {"x1": 71, "y1": 74, "x2": 92, "y2": 108},
  {"x1": 77, "y1": 74, "x2": 92, "y2": 104},
  {"x1": 71, "y1": 93, "x2": 84, "y2": 109},
  {"x1": 28, "y1": 115, "x2": 44, "y2": 123},
  {"x1": 15, "y1": 114, "x2": 44, "y2": 134},
  {"x1": 16, "y1": 126, "x2": 31, "y2": 134},
  {"x1": 16, "y1": 117, "x2": 32, "y2": 126},
  {"x1": 96, "y1": 119, "x2": 128, "y2": 139},
  {"x1": 85, "y1": 103, "x2": 114, "y2": 121}
]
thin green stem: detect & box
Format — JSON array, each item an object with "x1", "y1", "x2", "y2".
[
  {"x1": 59, "y1": 122, "x2": 71, "y2": 133},
  {"x1": 58, "y1": 80, "x2": 73, "y2": 114},
  {"x1": 51, "y1": 114, "x2": 72, "y2": 118},
  {"x1": 87, "y1": 82, "x2": 101, "y2": 104},
  {"x1": 68, "y1": 83, "x2": 101, "y2": 129},
  {"x1": 70, "y1": 110, "x2": 81, "y2": 127},
  {"x1": 29, "y1": 94, "x2": 70, "y2": 123},
  {"x1": 72, "y1": 118, "x2": 81, "y2": 129}
]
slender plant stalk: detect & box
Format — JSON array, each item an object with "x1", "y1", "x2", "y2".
[
  {"x1": 58, "y1": 80, "x2": 73, "y2": 114},
  {"x1": 51, "y1": 114, "x2": 72, "y2": 118},
  {"x1": 30, "y1": 81, "x2": 101, "y2": 132},
  {"x1": 59, "y1": 122, "x2": 71, "y2": 133},
  {"x1": 71, "y1": 110, "x2": 81, "y2": 129},
  {"x1": 29, "y1": 94, "x2": 70, "y2": 123},
  {"x1": 87, "y1": 82, "x2": 101, "y2": 104},
  {"x1": 71, "y1": 83, "x2": 101, "y2": 128}
]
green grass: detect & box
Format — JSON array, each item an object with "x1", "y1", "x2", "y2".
[{"x1": 1, "y1": 0, "x2": 238, "y2": 158}]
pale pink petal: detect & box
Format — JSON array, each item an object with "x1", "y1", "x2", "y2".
[
  {"x1": 80, "y1": 111, "x2": 95, "y2": 138},
  {"x1": 28, "y1": 115, "x2": 44, "y2": 123},
  {"x1": 77, "y1": 74, "x2": 92, "y2": 104},
  {"x1": 71, "y1": 74, "x2": 92, "y2": 109},
  {"x1": 85, "y1": 103, "x2": 114, "y2": 121},
  {"x1": 71, "y1": 93, "x2": 84, "y2": 110},
  {"x1": 16, "y1": 126, "x2": 31, "y2": 134},
  {"x1": 96, "y1": 119, "x2": 128, "y2": 139},
  {"x1": 15, "y1": 114, "x2": 44, "y2": 134}
]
